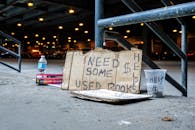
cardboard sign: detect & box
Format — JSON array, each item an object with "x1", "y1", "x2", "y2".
[{"x1": 62, "y1": 48, "x2": 142, "y2": 94}]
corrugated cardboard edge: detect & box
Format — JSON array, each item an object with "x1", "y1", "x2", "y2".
[{"x1": 61, "y1": 51, "x2": 74, "y2": 90}]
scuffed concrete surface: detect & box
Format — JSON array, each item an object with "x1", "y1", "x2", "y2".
[{"x1": 0, "y1": 59, "x2": 195, "y2": 130}]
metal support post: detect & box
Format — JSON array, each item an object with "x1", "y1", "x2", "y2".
[
  {"x1": 95, "y1": 0, "x2": 104, "y2": 48},
  {"x1": 181, "y1": 24, "x2": 187, "y2": 96}
]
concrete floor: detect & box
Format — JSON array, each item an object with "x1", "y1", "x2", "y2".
[{"x1": 0, "y1": 59, "x2": 195, "y2": 130}]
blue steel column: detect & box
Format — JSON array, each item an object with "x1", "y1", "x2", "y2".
[
  {"x1": 18, "y1": 42, "x2": 22, "y2": 72},
  {"x1": 95, "y1": 0, "x2": 104, "y2": 48},
  {"x1": 181, "y1": 24, "x2": 187, "y2": 96}
]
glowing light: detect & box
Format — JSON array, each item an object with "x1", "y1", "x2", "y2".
[
  {"x1": 17, "y1": 23, "x2": 22, "y2": 27},
  {"x1": 38, "y1": 17, "x2": 44, "y2": 22},
  {"x1": 140, "y1": 23, "x2": 144, "y2": 26},
  {"x1": 27, "y1": 2, "x2": 34, "y2": 7},
  {"x1": 172, "y1": 29, "x2": 177, "y2": 33},
  {"x1": 53, "y1": 35, "x2": 57, "y2": 39},
  {"x1": 192, "y1": 16, "x2": 195, "y2": 19},
  {"x1": 27, "y1": 42, "x2": 30, "y2": 44},
  {"x1": 35, "y1": 34, "x2": 39, "y2": 37},
  {"x1": 79, "y1": 23, "x2": 84, "y2": 26},
  {"x1": 73, "y1": 40, "x2": 77, "y2": 43},
  {"x1": 69, "y1": 9, "x2": 75, "y2": 14},
  {"x1": 124, "y1": 36, "x2": 128, "y2": 39},
  {"x1": 47, "y1": 42, "x2": 50, "y2": 44},
  {"x1": 42, "y1": 37, "x2": 46, "y2": 40},
  {"x1": 75, "y1": 28, "x2": 79, "y2": 31},
  {"x1": 68, "y1": 37, "x2": 71, "y2": 40},
  {"x1": 32, "y1": 49, "x2": 40, "y2": 53},
  {"x1": 11, "y1": 32, "x2": 15, "y2": 35},
  {"x1": 68, "y1": 40, "x2": 71, "y2": 42},
  {"x1": 108, "y1": 27, "x2": 113, "y2": 30},
  {"x1": 84, "y1": 30, "x2": 88, "y2": 34},
  {"x1": 126, "y1": 30, "x2": 131, "y2": 33},
  {"x1": 87, "y1": 39, "x2": 91, "y2": 42},
  {"x1": 179, "y1": 30, "x2": 182, "y2": 33},
  {"x1": 58, "y1": 26, "x2": 63, "y2": 29},
  {"x1": 24, "y1": 35, "x2": 28, "y2": 39}
]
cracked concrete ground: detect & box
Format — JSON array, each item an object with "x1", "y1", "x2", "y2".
[{"x1": 0, "y1": 59, "x2": 195, "y2": 130}]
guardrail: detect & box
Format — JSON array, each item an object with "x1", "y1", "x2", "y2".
[{"x1": 0, "y1": 31, "x2": 21, "y2": 72}]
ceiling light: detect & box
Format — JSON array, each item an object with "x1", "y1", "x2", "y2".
[
  {"x1": 87, "y1": 39, "x2": 91, "y2": 42},
  {"x1": 36, "y1": 41, "x2": 39, "y2": 43},
  {"x1": 35, "y1": 34, "x2": 39, "y2": 37},
  {"x1": 27, "y1": 2, "x2": 34, "y2": 7},
  {"x1": 124, "y1": 36, "x2": 128, "y2": 39},
  {"x1": 126, "y1": 30, "x2": 131, "y2": 33},
  {"x1": 179, "y1": 30, "x2": 182, "y2": 33},
  {"x1": 68, "y1": 40, "x2": 71, "y2": 42},
  {"x1": 42, "y1": 37, "x2": 46, "y2": 40},
  {"x1": 68, "y1": 37, "x2": 71, "y2": 40},
  {"x1": 47, "y1": 42, "x2": 50, "y2": 44},
  {"x1": 38, "y1": 17, "x2": 44, "y2": 22},
  {"x1": 69, "y1": 9, "x2": 75, "y2": 14},
  {"x1": 24, "y1": 35, "x2": 28, "y2": 39},
  {"x1": 108, "y1": 27, "x2": 113, "y2": 30},
  {"x1": 58, "y1": 26, "x2": 63, "y2": 29},
  {"x1": 27, "y1": 42, "x2": 30, "y2": 44},
  {"x1": 53, "y1": 35, "x2": 57, "y2": 39},
  {"x1": 192, "y1": 16, "x2": 195, "y2": 19},
  {"x1": 84, "y1": 30, "x2": 88, "y2": 34},
  {"x1": 172, "y1": 29, "x2": 177, "y2": 33},
  {"x1": 79, "y1": 23, "x2": 84, "y2": 26},
  {"x1": 73, "y1": 40, "x2": 77, "y2": 43},
  {"x1": 17, "y1": 23, "x2": 22, "y2": 27},
  {"x1": 140, "y1": 23, "x2": 144, "y2": 26},
  {"x1": 75, "y1": 28, "x2": 79, "y2": 31},
  {"x1": 11, "y1": 32, "x2": 15, "y2": 35}
]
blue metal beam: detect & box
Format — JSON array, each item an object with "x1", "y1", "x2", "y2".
[
  {"x1": 95, "y1": 0, "x2": 104, "y2": 48},
  {"x1": 98, "y1": 1, "x2": 195, "y2": 28}
]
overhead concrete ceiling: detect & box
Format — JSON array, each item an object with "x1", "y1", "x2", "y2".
[{"x1": 0, "y1": 0, "x2": 194, "y2": 40}]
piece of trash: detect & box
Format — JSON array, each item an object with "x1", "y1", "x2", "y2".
[
  {"x1": 118, "y1": 120, "x2": 132, "y2": 125},
  {"x1": 161, "y1": 116, "x2": 175, "y2": 121}
]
